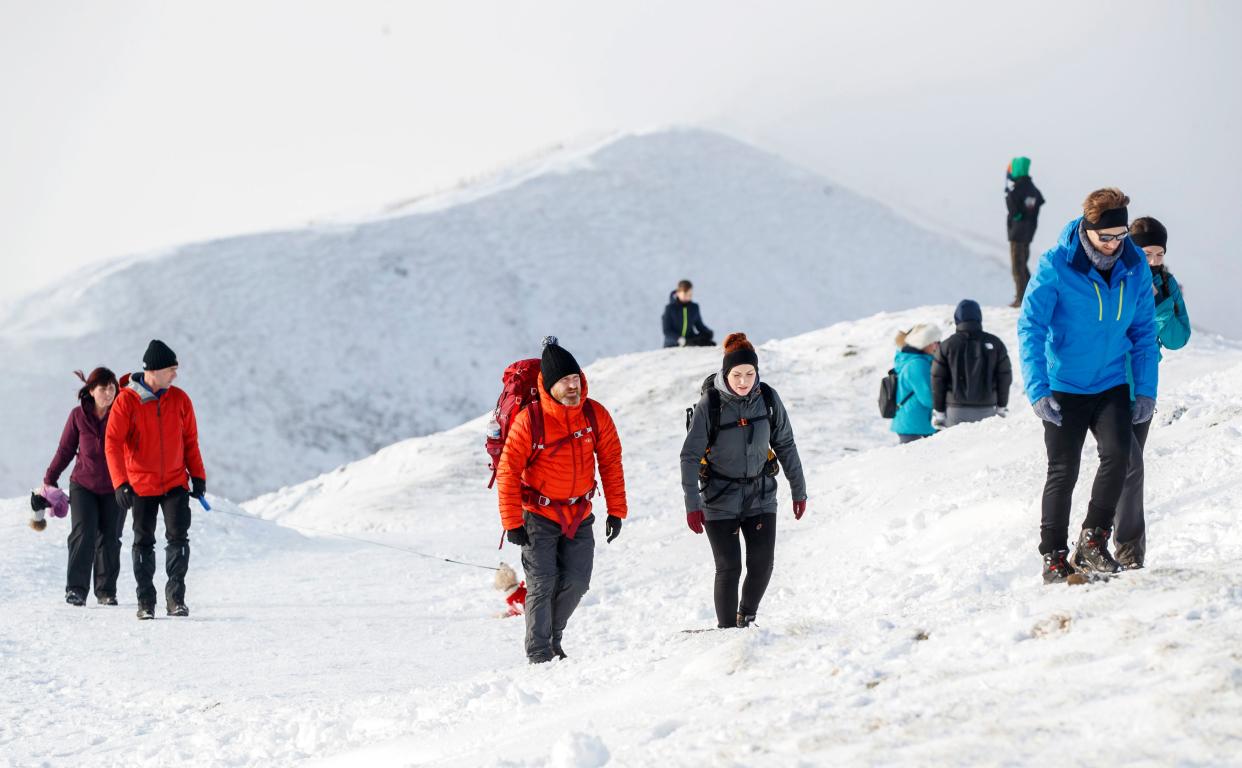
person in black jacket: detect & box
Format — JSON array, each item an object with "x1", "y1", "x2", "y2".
[
  {"x1": 1006, "y1": 157, "x2": 1046, "y2": 307},
  {"x1": 662, "y1": 280, "x2": 714, "y2": 348},
  {"x1": 931, "y1": 300, "x2": 1013, "y2": 427}
]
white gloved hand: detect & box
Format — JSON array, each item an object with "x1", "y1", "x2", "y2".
[
  {"x1": 932, "y1": 410, "x2": 947, "y2": 429},
  {"x1": 677, "y1": 337, "x2": 687, "y2": 347}
]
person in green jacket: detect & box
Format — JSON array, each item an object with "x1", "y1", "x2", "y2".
[
  {"x1": 891, "y1": 323, "x2": 942, "y2": 443},
  {"x1": 1114, "y1": 216, "x2": 1190, "y2": 569}
]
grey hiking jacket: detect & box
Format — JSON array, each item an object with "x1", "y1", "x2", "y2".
[{"x1": 680, "y1": 374, "x2": 806, "y2": 520}]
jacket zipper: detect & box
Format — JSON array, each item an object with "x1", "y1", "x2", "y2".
[{"x1": 157, "y1": 398, "x2": 165, "y2": 494}]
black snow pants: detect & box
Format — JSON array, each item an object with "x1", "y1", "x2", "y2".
[
  {"x1": 66, "y1": 483, "x2": 125, "y2": 600},
  {"x1": 521, "y1": 512, "x2": 594, "y2": 662},
  {"x1": 132, "y1": 487, "x2": 192, "y2": 607},
  {"x1": 1113, "y1": 419, "x2": 1152, "y2": 563},
  {"x1": 704, "y1": 512, "x2": 777, "y2": 628},
  {"x1": 1039, "y1": 385, "x2": 1132, "y2": 554}
]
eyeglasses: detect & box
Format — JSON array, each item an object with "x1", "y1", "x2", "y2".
[{"x1": 1095, "y1": 231, "x2": 1129, "y2": 243}]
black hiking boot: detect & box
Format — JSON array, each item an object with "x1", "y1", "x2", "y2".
[
  {"x1": 1042, "y1": 550, "x2": 1073, "y2": 584},
  {"x1": 1072, "y1": 527, "x2": 1122, "y2": 574},
  {"x1": 736, "y1": 613, "x2": 756, "y2": 628},
  {"x1": 65, "y1": 591, "x2": 86, "y2": 607},
  {"x1": 96, "y1": 594, "x2": 118, "y2": 606},
  {"x1": 1114, "y1": 539, "x2": 1144, "y2": 570},
  {"x1": 166, "y1": 602, "x2": 189, "y2": 618},
  {"x1": 136, "y1": 603, "x2": 155, "y2": 620},
  {"x1": 552, "y1": 639, "x2": 567, "y2": 660}
]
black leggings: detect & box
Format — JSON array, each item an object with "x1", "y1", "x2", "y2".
[
  {"x1": 704, "y1": 513, "x2": 777, "y2": 628},
  {"x1": 1039, "y1": 385, "x2": 1132, "y2": 554}
]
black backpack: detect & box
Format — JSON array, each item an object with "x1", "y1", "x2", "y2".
[
  {"x1": 878, "y1": 369, "x2": 914, "y2": 419},
  {"x1": 686, "y1": 374, "x2": 780, "y2": 480}
]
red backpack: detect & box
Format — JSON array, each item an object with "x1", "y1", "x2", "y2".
[{"x1": 485, "y1": 358, "x2": 600, "y2": 488}]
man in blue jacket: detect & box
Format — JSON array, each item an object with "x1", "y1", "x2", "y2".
[
  {"x1": 662, "y1": 280, "x2": 714, "y2": 348},
  {"x1": 1017, "y1": 188, "x2": 1159, "y2": 584}
]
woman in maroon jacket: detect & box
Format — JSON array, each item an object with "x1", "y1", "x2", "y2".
[{"x1": 44, "y1": 368, "x2": 122, "y2": 606}]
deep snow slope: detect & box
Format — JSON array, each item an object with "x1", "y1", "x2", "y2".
[
  {"x1": 0, "y1": 128, "x2": 1007, "y2": 500},
  {"x1": 3, "y1": 307, "x2": 1239, "y2": 767}
]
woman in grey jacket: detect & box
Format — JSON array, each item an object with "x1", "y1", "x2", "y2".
[{"x1": 680, "y1": 333, "x2": 808, "y2": 628}]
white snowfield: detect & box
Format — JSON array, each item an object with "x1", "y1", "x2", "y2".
[
  {"x1": 0, "y1": 127, "x2": 1007, "y2": 502},
  {"x1": 3, "y1": 307, "x2": 1240, "y2": 767}
]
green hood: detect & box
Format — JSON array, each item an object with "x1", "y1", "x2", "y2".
[{"x1": 1009, "y1": 156, "x2": 1031, "y2": 179}]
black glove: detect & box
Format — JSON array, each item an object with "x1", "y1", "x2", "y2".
[
  {"x1": 605, "y1": 515, "x2": 623, "y2": 543},
  {"x1": 190, "y1": 477, "x2": 206, "y2": 499},
  {"x1": 30, "y1": 492, "x2": 49, "y2": 512},
  {"x1": 506, "y1": 526, "x2": 530, "y2": 547},
  {"x1": 115, "y1": 484, "x2": 135, "y2": 511}
]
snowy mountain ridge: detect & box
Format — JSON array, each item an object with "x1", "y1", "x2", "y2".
[
  {"x1": 3, "y1": 305, "x2": 1239, "y2": 766},
  {"x1": 0, "y1": 127, "x2": 1008, "y2": 501}
]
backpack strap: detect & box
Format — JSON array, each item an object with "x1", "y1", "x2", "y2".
[{"x1": 525, "y1": 399, "x2": 601, "y2": 470}]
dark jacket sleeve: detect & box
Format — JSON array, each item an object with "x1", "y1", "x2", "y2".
[
  {"x1": 692, "y1": 303, "x2": 711, "y2": 337},
  {"x1": 44, "y1": 410, "x2": 80, "y2": 487},
  {"x1": 662, "y1": 304, "x2": 678, "y2": 347},
  {"x1": 994, "y1": 337, "x2": 1013, "y2": 408},
  {"x1": 1005, "y1": 186, "x2": 1021, "y2": 220},
  {"x1": 931, "y1": 344, "x2": 951, "y2": 412},
  {"x1": 679, "y1": 394, "x2": 710, "y2": 512},
  {"x1": 767, "y1": 388, "x2": 807, "y2": 502}
]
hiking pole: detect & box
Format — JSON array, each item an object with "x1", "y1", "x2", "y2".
[{"x1": 197, "y1": 496, "x2": 212, "y2": 511}]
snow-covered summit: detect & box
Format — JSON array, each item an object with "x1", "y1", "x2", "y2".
[
  {"x1": 3, "y1": 306, "x2": 1239, "y2": 765},
  {"x1": 0, "y1": 128, "x2": 1007, "y2": 501}
]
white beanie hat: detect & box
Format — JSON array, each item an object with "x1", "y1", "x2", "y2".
[{"x1": 904, "y1": 323, "x2": 943, "y2": 350}]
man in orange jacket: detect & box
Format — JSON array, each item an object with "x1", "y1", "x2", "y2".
[
  {"x1": 496, "y1": 338, "x2": 627, "y2": 664},
  {"x1": 104, "y1": 340, "x2": 206, "y2": 620}
]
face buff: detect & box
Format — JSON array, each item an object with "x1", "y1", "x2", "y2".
[{"x1": 1079, "y1": 220, "x2": 1122, "y2": 272}]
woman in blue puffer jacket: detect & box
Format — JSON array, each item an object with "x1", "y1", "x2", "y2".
[
  {"x1": 1017, "y1": 188, "x2": 1159, "y2": 584},
  {"x1": 891, "y1": 323, "x2": 942, "y2": 443},
  {"x1": 1112, "y1": 216, "x2": 1191, "y2": 569}
]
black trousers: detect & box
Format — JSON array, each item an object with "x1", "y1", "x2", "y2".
[
  {"x1": 684, "y1": 332, "x2": 715, "y2": 347},
  {"x1": 1114, "y1": 419, "x2": 1152, "y2": 555},
  {"x1": 704, "y1": 513, "x2": 777, "y2": 628},
  {"x1": 132, "y1": 487, "x2": 192, "y2": 606},
  {"x1": 1010, "y1": 241, "x2": 1031, "y2": 302},
  {"x1": 1039, "y1": 385, "x2": 1132, "y2": 554},
  {"x1": 66, "y1": 484, "x2": 125, "y2": 599}
]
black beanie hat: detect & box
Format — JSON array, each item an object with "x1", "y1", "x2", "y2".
[
  {"x1": 1129, "y1": 217, "x2": 1168, "y2": 251},
  {"x1": 143, "y1": 340, "x2": 178, "y2": 371},
  {"x1": 721, "y1": 332, "x2": 759, "y2": 377},
  {"x1": 540, "y1": 336, "x2": 581, "y2": 394}
]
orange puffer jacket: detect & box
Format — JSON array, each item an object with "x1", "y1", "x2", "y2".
[
  {"x1": 496, "y1": 373, "x2": 627, "y2": 536},
  {"x1": 104, "y1": 375, "x2": 206, "y2": 497}
]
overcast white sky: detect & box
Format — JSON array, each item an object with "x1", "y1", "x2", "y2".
[{"x1": 3, "y1": 1, "x2": 1239, "y2": 331}]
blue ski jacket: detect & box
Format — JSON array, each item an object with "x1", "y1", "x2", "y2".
[
  {"x1": 1018, "y1": 218, "x2": 1159, "y2": 403},
  {"x1": 891, "y1": 348, "x2": 936, "y2": 437}
]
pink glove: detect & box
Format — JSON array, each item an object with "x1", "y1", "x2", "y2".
[
  {"x1": 686, "y1": 510, "x2": 705, "y2": 534},
  {"x1": 793, "y1": 499, "x2": 807, "y2": 520}
]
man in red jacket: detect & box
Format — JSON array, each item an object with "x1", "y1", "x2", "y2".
[{"x1": 104, "y1": 340, "x2": 207, "y2": 620}]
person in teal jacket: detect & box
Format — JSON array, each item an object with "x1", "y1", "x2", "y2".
[
  {"x1": 891, "y1": 323, "x2": 941, "y2": 443},
  {"x1": 1017, "y1": 188, "x2": 1159, "y2": 584},
  {"x1": 1114, "y1": 216, "x2": 1191, "y2": 569}
]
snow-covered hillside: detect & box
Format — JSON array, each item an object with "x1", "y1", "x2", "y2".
[
  {"x1": 3, "y1": 308, "x2": 1240, "y2": 766},
  {"x1": 0, "y1": 128, "x2": 1008, "y2": 500}
]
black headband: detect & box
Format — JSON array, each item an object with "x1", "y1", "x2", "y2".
[
  {"x1": 1130, "y1": 231, "x2": 1167, "y2": 250},
  {"x1": 722, "y1": 347, "x2": 759, "y2": 376},
  {"x1": 1085, "y1": 206, "x2": 1128, "y2": 230}
]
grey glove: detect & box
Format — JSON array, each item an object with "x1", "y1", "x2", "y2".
[
  {"x1": 1132, "y1": 395, "x2": 1156, "y2": 424},
  {"x1": 1032, "y1": 396, "x2": 1062, "y2": 426},
  {"x1": 995, "y1": 407, "x2": 1009, "y2": 418},
  {"x1": 931, "y1": 410, "x2": 947, "y2": 430}
]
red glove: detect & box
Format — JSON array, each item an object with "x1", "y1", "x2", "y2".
[
  {"x1": 686, "y1": 510, "x2": 705, "y2": 534},
  {"x1": 793, "y1": 500, "x2": 807, "y2": 520}
]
